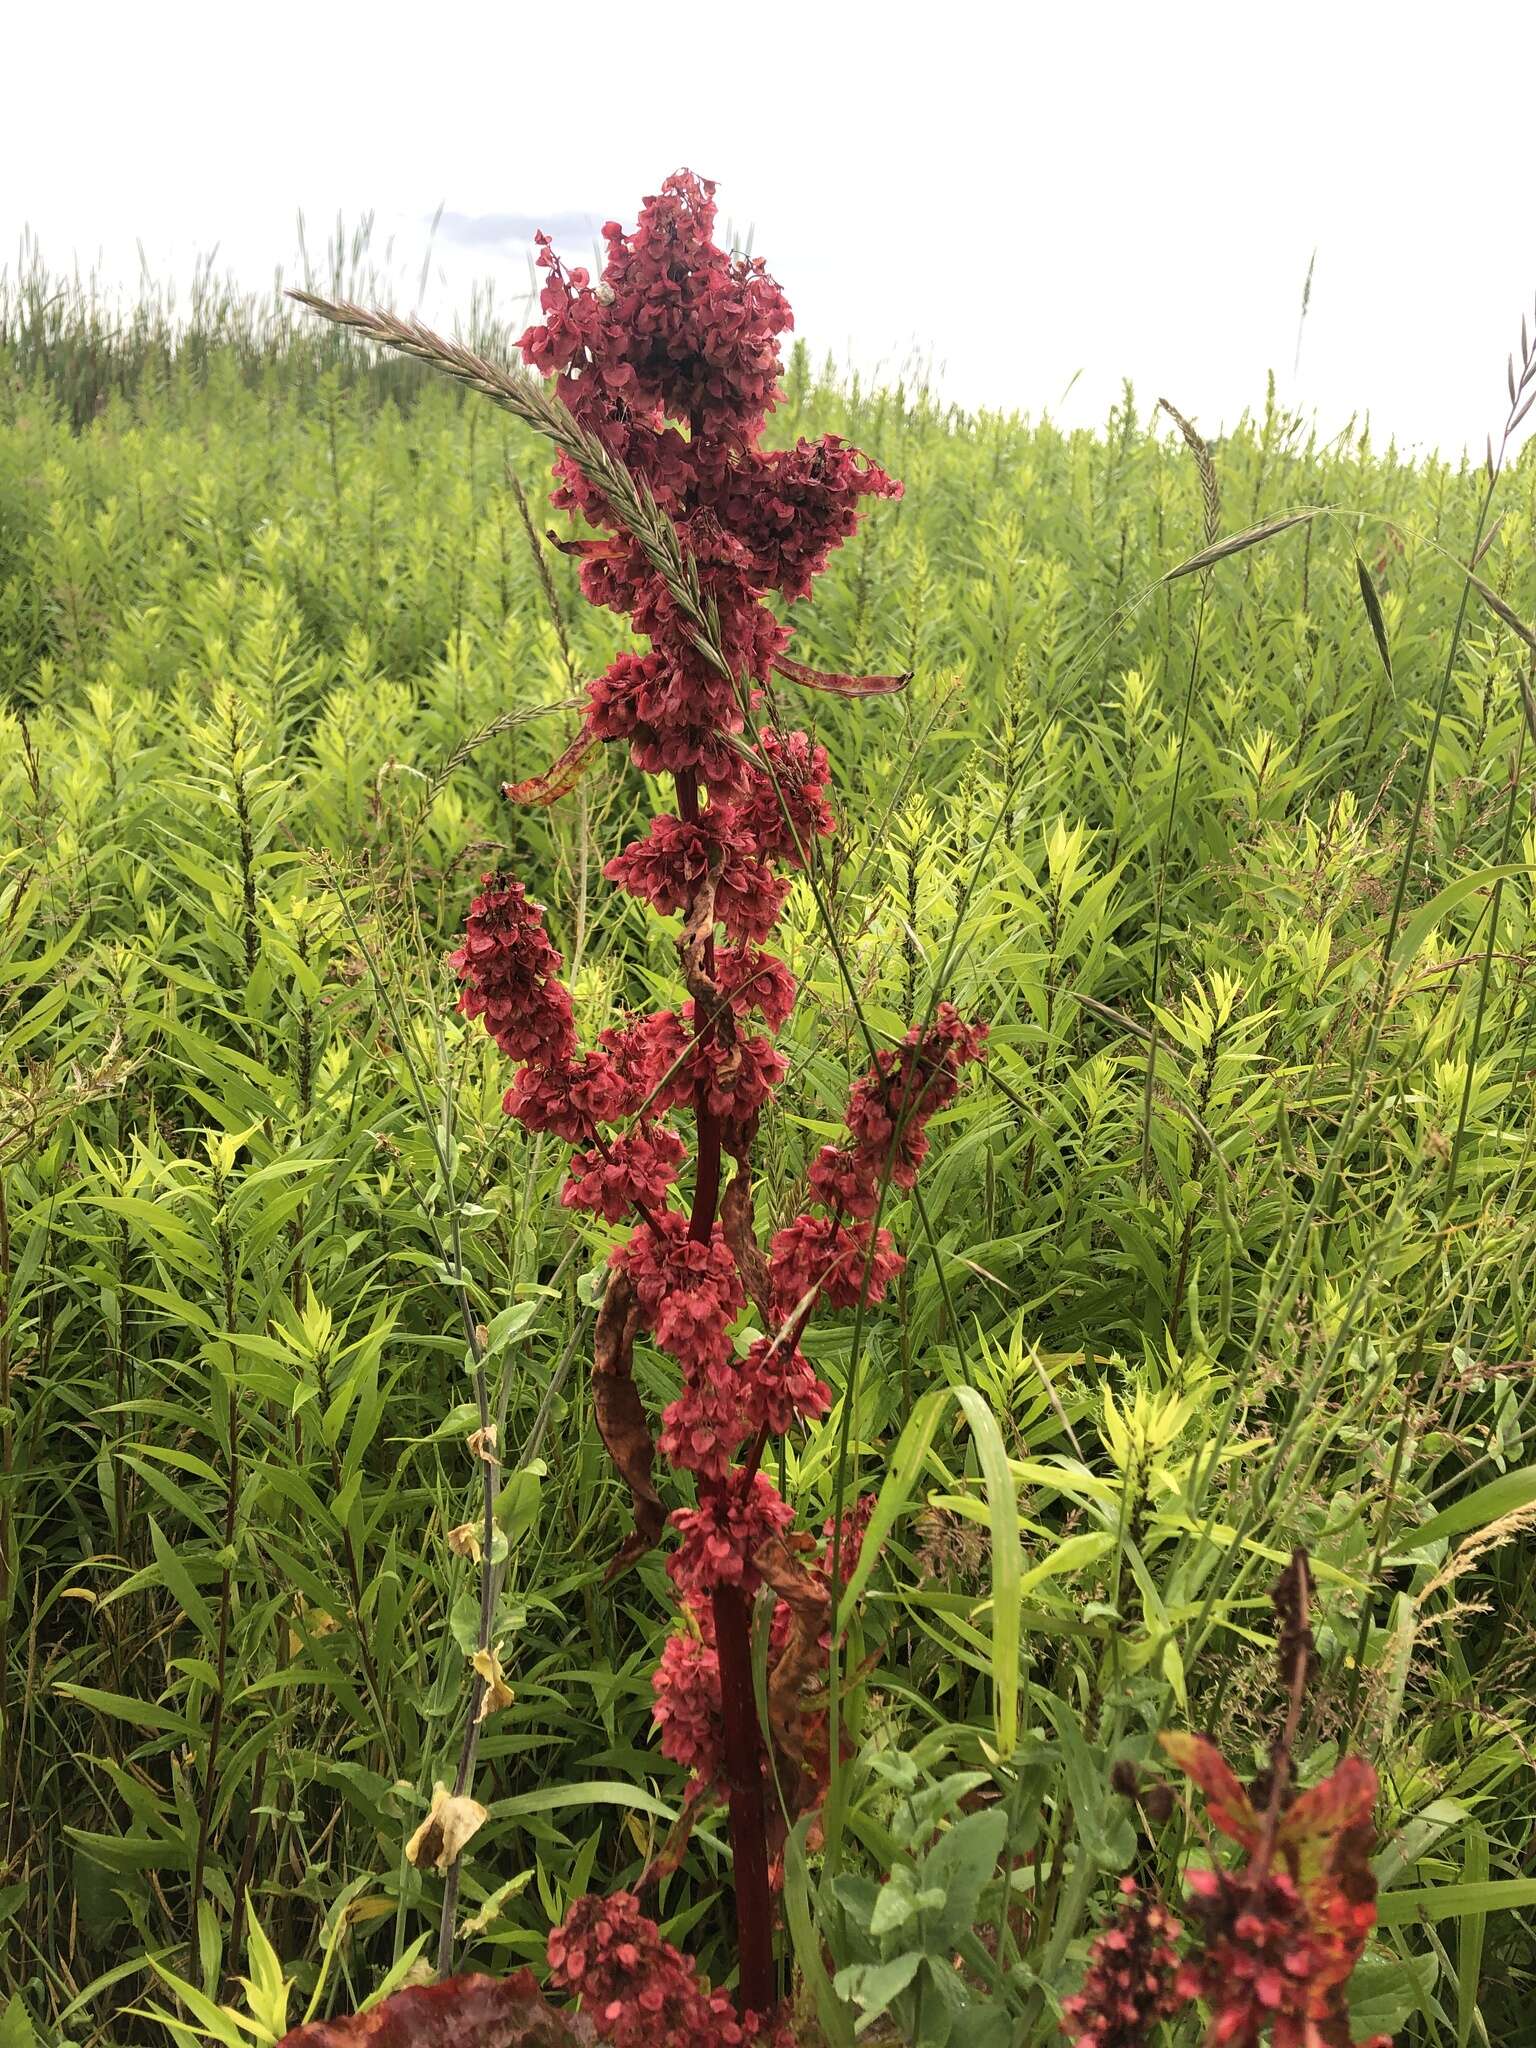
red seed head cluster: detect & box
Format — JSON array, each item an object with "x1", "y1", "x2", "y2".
[
  {"x1": 546, "y1": 1891, "x2": 791, "y2": 2048},
  {"x1": 1065, "y1": 1733, "x2": 1393, "y2": 2048},
  {"x1": 450, "y1": 169, "x2": 985, "y2": 2025},
  {"x1": 1061, "y1": 1877, "x2": 1182, "y2": 2048},
  {"x1": 1178, "y1": 1861, "x2": 1384, "y2": 2048}
]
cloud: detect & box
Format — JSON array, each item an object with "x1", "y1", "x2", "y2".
[{"x1": 435, "y1": 209, "x2": 597, "y2": 250}]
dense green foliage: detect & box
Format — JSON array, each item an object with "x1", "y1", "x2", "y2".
[{"x1": 3, "y1": 311, "x2": 1536, "y2": 2046}]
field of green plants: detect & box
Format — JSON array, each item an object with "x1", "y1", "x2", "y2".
[{"x1": 3, "y1": 259, "x2": 1536, "y2": 2048}]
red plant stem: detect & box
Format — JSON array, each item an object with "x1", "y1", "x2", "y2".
[
  {"x1": 675, "y1": 765, "x2": 775, "y2": 2014},
  {"x1": 677, "y1": 769, "x2": 724, "y2": 1245},
  {"x1": 690, "y1": 1110, "x2": 724, "y2": 1246},
  {"x1": 711, "y1": 1582, "x2": 776, "y2": 2015}
]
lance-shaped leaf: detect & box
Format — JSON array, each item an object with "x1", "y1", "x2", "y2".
[
  {"x1": 591, "y1": 1270, "x2": 665, "y2": 1578},
  {"x1": 276, "y1": 1971, "x2": 594, "y2": 2048},
  {"x1": 545, "y1": 528, "x2": 622, "y2": 562},
  {"x1": 1159, "y1": 1730, "x2": 1263, "y2": 1849},
  {"x1": 772, "y1": 654, "x2": 911, "y2": 696},
  {"x1": 503, "y1": 730, "x2": 599, "y2": 805},
  {"x1": 1354, "y1": 553, "x2": 1393, "y2": 684}
]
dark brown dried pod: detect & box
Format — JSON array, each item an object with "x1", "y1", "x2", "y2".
[{"x1": 591, "y1": 1270, "x2": 665, "y2": 1578}]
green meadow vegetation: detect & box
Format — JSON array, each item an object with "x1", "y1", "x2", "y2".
[{"x1": 2, "y1": 256, "x2": 1536, "y2": 2045}]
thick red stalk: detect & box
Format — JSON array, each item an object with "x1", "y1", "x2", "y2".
[
  {"x1": 690, "y1": 1110, "x2": 724, "y2": 1246},
  {"x1": 676, "y1": 765, "x2": 773, "y2": 2011},
  {"x1": 711, "y1": 1585, "x2": 776, "y2": 2015}
]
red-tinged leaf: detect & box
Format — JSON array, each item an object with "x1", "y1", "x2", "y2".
[
  {"x1": 772, "y1": 654, "x2": 911, "y2": 697},
  {"x1": 276, "y1": 1971, "x2": 594, "y2": 2048},
  {"x1": 503, "y1": 730, "x2": 599, "y2": 806},
  {"x1": 1276, "y1": 1756, "x2": 1379, "y2": 1883},
  {"x1": 1158, "y1": 1731, "x2": 1263, "y2": 1849},
  {"x1": 544, "y1": 529, "x2": 621, "y2": 562}
]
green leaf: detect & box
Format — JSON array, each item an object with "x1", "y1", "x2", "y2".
[
  {"x1": 1354, "y1": 551, "x2": 1393, "y2": 682},
  {"x1": 53, "y1": 1684, "x2": 196, "y2": 1737},
  {"x1": 494, "y1": 1461, "x2": 546, "y2": 1548},
  {"x1": 1349, "y1": 1953, "x2": 1436, "y2": 2038},
  {"x1": 869, "y1": 1876, "x2": 917, "y2": 1939},
  {"x1": 925, "y1": 1807, "x2": 1007, "y2": 1950},
  {"x1": 1455, "y1": 1823, "x2": 1489, "y2": 2048},
  {"x1": 489, "y1": 1781, "x2": 676, "y2": 1823},
  {"x1": 1412, "y1": 1465, "x2": 1536, "y2": 1549},
  {"x1": 834, "y1": 1387, "x2": 948, "y2": 1628},
  {"x1": 784, "y1": 1816, "x2": 853, "y2": 2047},
  {"x1": 953, "y1": 1385, "x2": 1024, "y2": 1758},
  {"x1": 481, "y1": 1297, "x2": 544, "y2": 1359},
  {"x1": 0, "y1": 1998, "x2": 37, "y2": 2048},
  {"x1": 1390, "y1": 865, "x2": 1531, "y2": 970},
  {"x1": 148, "y1": 1517, "x2": 216, "y2": 1638},
  {"x1": 1162, "y1": 509, "x2": 1315, "y2": 581},
  {"x1": 834, "y1": 1950, "x2": 922, "y2": 2016},
  {"x1": 1377, "y1": 1878, "x2": 1536, "y2": 1926}
]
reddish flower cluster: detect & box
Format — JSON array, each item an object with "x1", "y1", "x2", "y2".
[
  {"x1": 606, "y1": 810, "x2": 790, "y2": 942},
  {"x1": 1179, "y1": 1863, "x2": 1382, "y2": 2048},
  {"x1": 650, "y1": 1622, "x2": 724, "y2": 1781},
  {"x1": 758, "y1": 1005, "x2": 985, "y2": 1323},
  {"x1": 807, "y1": 1002, "x2": 989, "y2": 1219},
  {"x1": 448, "y1": 171, "x2": 986, "y2": 2025},
  {"x1": 518, "y1": 168, "x2": 902, "y2": 804},
  {"x1": 652, "y1": 1500, "x2": 874, "y2": 1804},
  {"x1": 1062, "y1": 1877, "x2": 1182, "y2": 2048},
  {"x1": 669, "y1": 1468, "x2": 794, "y2": 1600},
  {"x1": 450, "y1": 874, "x2": 575, "y2": 1070},
  {"x1": 547, "y1": 1891, "x2": 790, "y2": 2048},
  {"x1": 1105, "y1": 1735, "x2": 1393, "y2": 2048},
  {"x1": 562, "y1": 1125, "x2": 687, "y2": 1224}
]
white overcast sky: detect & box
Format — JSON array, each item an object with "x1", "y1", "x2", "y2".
[{"x1": 6, "y1": 0, "x2": 1535, "y2": 458}]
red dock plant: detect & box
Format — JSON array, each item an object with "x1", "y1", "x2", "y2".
[
  {"x1": 1066, "y1": 1553, "x2": 1391, "y2": 2048},
  {"x1": 446, "y1": 173, "x2": 984, "y2": 2035}
]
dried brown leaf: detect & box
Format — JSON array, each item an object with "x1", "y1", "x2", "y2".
[
  {"x1": 405, "y1": 1782, "x2": 489, "y2": 1875},
  {"x1": 720, "y1": 1168, "x2": 772, "y2": 1322},
  {"x1": 757, "y1": 1533, "x2": 831, "y2": 1775},
  {"x1": 503, "y1": 730, "x2": 599, "y2": 806},
  {"x1": 592, "y1": 1271, "x2": 664, "y2": 1577},
  {"x1": 472, "y1": 1644, "x2": 515, "y2": 1720},
  {"x1": 1271, "y1": 1547, "x2": 1315, "y2": 1699}
]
